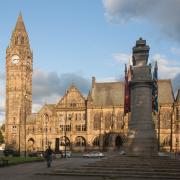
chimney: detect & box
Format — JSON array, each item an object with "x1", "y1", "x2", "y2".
[{"x1": 92, "y1": 76, "x2": 96, "y2": 88}]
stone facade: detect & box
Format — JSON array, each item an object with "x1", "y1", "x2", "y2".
[{"x1": 5, "y1": 14, "x2": 180, "y2": 153}]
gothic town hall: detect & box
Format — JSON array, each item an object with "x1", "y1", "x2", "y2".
[{"x1": 5, "y1": 14, "x2": 180, "y2": 153}]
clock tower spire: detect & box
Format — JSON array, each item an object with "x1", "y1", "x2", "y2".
[{"x1": 5, "y1": 13, "x2": 33, "y2": 153}]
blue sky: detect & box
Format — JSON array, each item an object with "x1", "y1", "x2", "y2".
[{"x1": 0, "y1": 0, "x2": 180, "y2": 123}]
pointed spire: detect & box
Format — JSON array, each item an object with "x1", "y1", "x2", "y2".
[
  {"x1": 125, "y1": 64, "x2": 127, "y2": 74},
  {"x1": 176, "y1": 89, "x2": 180, "y2": 102},
  {"x1": 87, "y1": 90, "x2": 93, "y2": 101},
  {"x1": 14, "y1": 12, "x2": 27, "y2": 32}
]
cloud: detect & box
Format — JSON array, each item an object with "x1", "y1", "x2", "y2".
[
  {"x1": 103, "y1": 0, "x2": 180, "y2": 42},
  {"x1": 32, "y1": 69, "x2": 91, "y2": 111},
  {"x1": 113, "y1": 52, "x2": 132, "y2": 64},
  {"x1": 171, "y1": 47, "x2": 180, "y2": 56},
  {"x1": 152, "y1": 54, "x2": 180, "y2": 79},
  {"x1": 173, "y1": 73, "x2": 180, "y2": 97}
]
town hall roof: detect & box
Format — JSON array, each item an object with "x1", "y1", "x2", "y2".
[
  {"x1": 90, "y1": 79, "x2": 174, "y2": 107},
  {"x1": 91, "y1": 81, "x2": 124, "y2": 106},
  {"x1": 158, "y1": 79, "x2": 174, "y2": 104}
]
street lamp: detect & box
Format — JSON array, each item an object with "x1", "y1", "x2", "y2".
[
  {"x1": 44, "y1": 114, "x2": 49, "y2": 150},
  {"x1": 158, "y1": 106, "x2": 161, "y2": 152},
  {"x1": 170, "y1": 104, "x2": 174, "y2": 152},
  {"x1": 24, "y1": 94, "x2": 28, "y2": 157}
]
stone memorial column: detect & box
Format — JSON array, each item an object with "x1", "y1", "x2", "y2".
[{"x1": 126, "y1": 38, "x2": 157, "y2": 156}]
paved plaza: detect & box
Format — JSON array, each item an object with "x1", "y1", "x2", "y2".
[
  {"x1": 1, "y1": 153, "x2": 180, "y2": 180},
  {"x1": 0, "y1": 156, "x2": 104, "y2": 180}
]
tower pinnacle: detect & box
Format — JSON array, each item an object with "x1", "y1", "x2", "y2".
[{"x1": 14, "y1": 12, "x2": 27, "y2": 32}]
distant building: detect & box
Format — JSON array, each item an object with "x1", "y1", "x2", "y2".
[{"x1": 5, "y1": 14, "x2": 180, "y2": 153}]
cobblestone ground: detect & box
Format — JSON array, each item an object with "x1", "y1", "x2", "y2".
[{"x1": 0, "y1": 158, "x2": 104, "y2": 180}]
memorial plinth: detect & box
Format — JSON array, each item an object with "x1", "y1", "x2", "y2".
[{"x1": 126, "y1": 38, "x2": 158, "y2": 156}]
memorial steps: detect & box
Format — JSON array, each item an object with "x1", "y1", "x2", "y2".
[{"x1": 40, "y1": 155, "x2": 180, "y2": 179}]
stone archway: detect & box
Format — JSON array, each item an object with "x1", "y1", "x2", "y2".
[
  {"x1": 74, "y1": 136, "x2": 86, "y2": 151},
  {"x1": 103, "y1": 133, "x2": 125, "y2": 151}
]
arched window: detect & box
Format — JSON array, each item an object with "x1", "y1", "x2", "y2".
[
  {"x1": 93, "y1": 113, "x2": 101, "y2": 130},
  {"x1": 75, "y1": 136, "x2": 86, "y2": 147}
]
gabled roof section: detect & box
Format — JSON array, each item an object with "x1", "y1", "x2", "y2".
[
  {"x1": 57, "y1": 84, "x2": 86, "y2": 107},
  {"x1": 91, "y1": 81, "x2": 124, "y2": 106},
  {"x1": 38, "y1": 103, "x2": 56, "y2": 114},
  {"x1": 176, "y1": 89, "x2": 180, "y2": 103},
  {"x1": 158, "y1": 79, "x2": 174, "y2": 104}
]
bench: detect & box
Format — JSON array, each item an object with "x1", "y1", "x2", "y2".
[{"x1": 0, "y1": 158, "x2": 9, "y2": 167}]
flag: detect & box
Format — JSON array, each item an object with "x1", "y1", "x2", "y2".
[
  {"x1": 152, "y1": 61, "x2": 158, "y2": 113},
  {"x1": 124, "y1": 64, "x2": 130, "y2": 115}
]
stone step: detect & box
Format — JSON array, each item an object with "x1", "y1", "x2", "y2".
[
  {"x1": 76, "y1": 166, "x2": 180, "y2": 172},
  {"x1": 39, "y1": 171, "x2": 180, "y2": 179}
]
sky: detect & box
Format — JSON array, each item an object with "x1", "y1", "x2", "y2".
[{"x1": 0, "y1": 0, "x2": 180, "y2": 124}]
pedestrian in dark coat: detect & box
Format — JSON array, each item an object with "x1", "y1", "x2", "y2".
[{"x1": 45, "y1": 146, "x2": 53, "y2": 168}]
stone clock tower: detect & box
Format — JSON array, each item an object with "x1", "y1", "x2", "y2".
[{"x1": 5, "y1": 13, "x2": 33, "y2": 152}]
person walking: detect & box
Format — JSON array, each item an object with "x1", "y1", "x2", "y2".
[{"x1": 45, "y1": 146, "x2": 53, "y2": 168}]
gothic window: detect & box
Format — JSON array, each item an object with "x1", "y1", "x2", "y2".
[
  {"x1": 82, "y1": 124, "x2": 86, "y2": 131},
  {"x1": 21, "y1": 36, "x2": 24, "y2": 44},
  {"x1": 76, "y1": 125, "x2": 81, "y2": 131},
  {"x1": 93, "y1": 113, "x2": 101, "y2": 130},
  {"x1": 161, "y1": 112, "x2": 171, "y2": 129},
  {"x1": 92, "y1": 137, "x2": 100, "y2": 147},
  {"x1": 176, "y1": 108, "x2": 180, "y2": 121},
  {"x1": 116, "y1": 112, "x2": 123, "y2": 129},
  {"x1": 79, "y1": 113, "x2": 81, "y2": 120},
  {"x1": 70, "y1": 101, "x2": 76, "y2": 107},
  {"x1": 75, "y1": 114, "x2": 78, "y2": 120},
  {"x1": 105, "y1": 112, "x2": 112, "y2": 130},
  {"x1": 68, "y1": 114, "x2": 72, "y2": 121},
  {"x1": 15, "y1": 36, "x2": 18, "y2": 45}
]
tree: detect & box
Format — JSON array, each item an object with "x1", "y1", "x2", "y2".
[{"x1": 0, "y1": 130, "x2": 4, "y2": 144}]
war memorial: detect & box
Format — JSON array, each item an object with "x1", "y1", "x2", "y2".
[{"x1": 3, "y1": 14, "x2": 180, "y2": 179}]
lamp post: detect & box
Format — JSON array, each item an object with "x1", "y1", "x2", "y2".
[
  {"x1": 170, "y1": 104, "x2": 174, "y2": 152},
  {"x1": 24, "y1": 95, "x2": 28, "y2": 157},
  {"x1": 19, "y1": 108, "x2": 21, "y2": 156},
  {"x1": 45, "y1": 114, "x2": 48, "y2": 149},
  {"x1": 158, "y1": 106, "x2": 161, "y2": 152}
]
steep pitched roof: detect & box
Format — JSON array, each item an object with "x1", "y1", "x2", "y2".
[
  {"x1": 176, "y1": 89, "x2": 180, "y2": 102},
  {"x1": 158, "y1": 80, "x2": 174, "y2": 104},
  {"x1": 91, "y1": 79, "x2": 174, "y2": 107},
  {"x1": 91, "y1": 81, "x2": 124, "y2": 106}
]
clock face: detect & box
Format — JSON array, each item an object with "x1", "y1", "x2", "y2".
[{"x1": 11, "y1": 55, "x2": 20, "y2": 64}]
